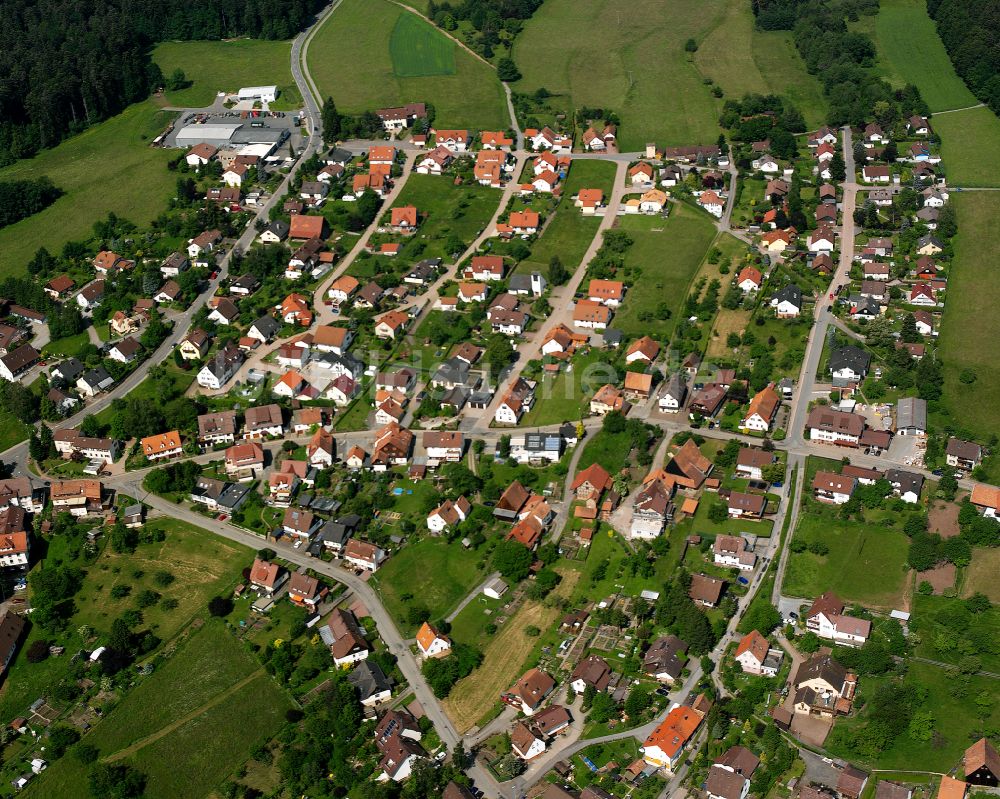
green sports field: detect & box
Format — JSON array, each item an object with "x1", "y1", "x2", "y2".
[
  {"x1": 694, "y1": 0, "x2": 827, "y2": 128},
  {"x1": 511, "y1": 0, "x2": 725, "y2": 150},
  {"x1": 307, "y1": 0, "x2": 508, "y2": 129},
  {"x1": 0, "y1": 101, "x2": 177, "y2": 279},
  {"x1": 937, "y1": 194, "x2": 1000, "y2": 439},
  {"x1": 389, "y1": 13, "x2": 455, "y2": 77},
  {"x1": 153, "y1": 39, "x2": 302, "y2": 109}
]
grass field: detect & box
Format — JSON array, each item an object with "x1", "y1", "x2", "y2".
[
  {"x1": 871, "y1": 0, "x2": 978, "y2": 112},
  {"x1": 515, "y1": 160, "x2": 617, "y2": 277},
  {"x1": 577, "y1": 428, "x2": 633, "y2": 473},
  {"x1": 389, "y1": 13, "x2": 455, "y2": 77},
  {"x1": 0, "y1": 101, "x2": 177, "y2": 278},
  {"x1": 444, "y1": 571, "x2": 578, "y2": 732},
  {"x1": 783, "y1": 515, "x2": 909, "y2": 608},
  {"x1": 612, "y1": 208, "x2": 723, "y2": 340},
  {"x1": 933, "y1": 108, "x2": 1000, "y2": 188},
  {"x1": 0, "y1": 411, "x2": 29, "y2": 454},
  {"x1": 29, "y1": 621, "x2": 291, "y2": 799},
  {"x1": 73, "y1": 518, "x2": 248, "y2": 642},
  {"x1": 152, "y1": 40, "x2": 302, "y2": 109},
  {"x1": 521, "y1": 350, "x2": 612, "y2": 426},
  {"x1": 308, "y1": 0, "x2": 507, "y2": 129},
  {"x1": 371, "y1": 538, "x2": 486, "y2": 633},
  {"x1": 937, "y1": 194, "x2": 1000, "y2": 437},
  {"x1": 826, "y1": 661, "x2": 1000, "y2": 771},
  {"x1": 963, "y1": 547, "x2": 1000, "y2": 602},
  {"x1": 511, "y1": 0, "x2": 724, "y2": 150},
  {"x1": 389, "y1": 174, "x2": 500, "y2": 259},
  {"x1": 694, "y1": 0, "x2": 827, "y2": 127}
]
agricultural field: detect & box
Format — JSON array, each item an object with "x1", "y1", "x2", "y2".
[
  {"x1": 28, "y1": 621, "x2": 291, "y2": 799},
  {"x1": 933, "y1": 108, "x2": 1000, "y2": 188},
  {"x1": 152, "y1": 40, "x2": 302, "y2": 109},
  {"x1": 511, "y1": 0, "x2": 724, "y2": 150},
  {"x1": 307, "y1": 0, "x2": 508, "y2": 129},
  {"x1": 694, "y1": 0, "x2": 827, "y2": 127},
  {"x1": 870, "y1": 0, "x2": 979, "y2": 112},
  {"x1": 613, "y1": 211, "x2": 733, "y2": 341},
  {"x1": 937, "y1": 194, "x2": 1000, "y2": 438},
  {"x1": 783, "y1": 514, "x2": 910, "y2": 609},
  {"x1": 370, "y1": 538, "x2": 488, "y2": 634},
  {"x1": 514, "y1": 159, "x2": 618, "y2": 278},
  {"x1": 0, "y1": 101, "x2": 178, "y2": 279},
  {"x1": 388, "y1": 13, "x2": 455, "y2": 77}
]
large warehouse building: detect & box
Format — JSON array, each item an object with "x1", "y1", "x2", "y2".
[{"x1": 174, "y1": 122, "x2": 287, "y2": 153}]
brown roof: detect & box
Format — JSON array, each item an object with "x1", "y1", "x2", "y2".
[
  {"x1": 327, "y1": 608, "x2": 369, "y2": 659},
  {"x1": 965, "y1": 738, "x2": 1000, "y2": 780},
  {"x1": 250, "y1": 558, "x2": 282, "y2": 589},
  {"x1": 706, "y1": 766, "x2": 749, "y2": 799},
  {"x1": 937, "y1": 777, "x2": 967, "y2": 799},
  {"x1": 571, "y1": 655, "x2": 612, "y2": 691},
  {"x1": 513, "y1": 668, "x2": 555, "y2": 708},
  {"x1": 806, "y1": 590, "x2": 845, "y2": 620},
  {"x1": 838, "y1": 767, "x2": 869, "y2": 798},
  {"x1": 496, "y1": 481, "x2": 530, "y2": 515},
  {"x1": 688, "y1": 573, "x2": 725, "y2": 605},
  {"x1": 876, "y1": 783, "x2": 912, "y2": 799},
  {"x1": 571, "y1": 463, "x2": 612, "y2": 493},
  {"x1": 288, "y1": 572, "x2": 319, "y2": 599},
  {"x1": 289, "y1": 214, "x2": 326, "y2": 240},
  {"x1": 737, "y1": 448, "x2": 774, "y2": 469},
  {"x1": 510, "y1": 721, "x2": 540, "y2": 755},
  {"x1": 806, "y1": 406, "x2": 865, "y2": 436}
]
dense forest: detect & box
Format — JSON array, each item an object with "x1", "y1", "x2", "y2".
[
  {"x1": 0, "y1": 0, "x2": 324, "y2": 165},
  {"x1": 0, "y1": 178, "x2": 62, "y2": 229},
  {"x1": 427, "y1": 0, "x2": 543, "y2": 57},
  {"x1": 751, "y1": 0, "x2": 928, "y2": 126},
  {"x1": 928, "y1": 0, "x2": 1000, "y2": 114}
]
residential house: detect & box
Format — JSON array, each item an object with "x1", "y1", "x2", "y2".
[
  {"x1": 805, "y1": 591, "x2": 871, "y2": 647},
  {"x1": 793, "y1": 652, "x2": 857, "y2": 716},
  {"x1": 946, "y1": 438, "x2": 982, "y2": 470},
  {"x1": 242, "y1": 404, "x2": 284, "y2": 439},
  {"x1": 770, "y1": 284, "x2": 802, "y2": 318},
  {"x1": 494, "y1": 378, "x2": 536, "y2": 425},
  {"x1": 570, "y1": 656, "x2": 612, "y2": 694},
  {"x1": 812, "y1": 471, "x2": 856, "y2": 504},
  {"x1": 507, "y1": 668, "x2": 556, "y2": 716},
  {"x1": 734, "y1": 631, "x2": 783, "y2": 676},
  {"x1": 415, "y1": 622, "x2": 451, "y2": 659},
  {"x1": 714, "y1": 534, "x2": 756, "y2": 571},
  {"x1": 196, "y1": 344, "x2": 244, "y2": 390},
  {"x1": 641, "y1": 704, "x2": 704, "y2": 769},
  {"x1": 249, "y1": 558, "x2": 287, "y2": 595},
  {"x1": 740, "y1": 385, "x2": 780, "y2": 432},
  {"x1": 344, "y1": 539, "x2": 386, "y2": 571},
  {"x1": 198, "y1": 411, "x2": 238, "y2": 447},
  {"x1": 426, "y1": 497, "x2": 472, "y2": 533}
]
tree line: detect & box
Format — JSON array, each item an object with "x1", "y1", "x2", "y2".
[
  {"x1": 928, "y1": 0, "x2": 1000, "y2": 115},
  {"x1": 0, "y1": 177, "x2": 62, "y2": 229},
  {"x1": 750, "y1": 0, "x2": 929, "y2": 127},
  {"x1": 0, "y1": 0, "x2": 325, "y2": 164}
]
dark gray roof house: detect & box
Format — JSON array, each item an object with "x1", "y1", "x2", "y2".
[
  {"x1": 829, "y1": 345, "x2": 871, "y2": 378},
  {"x1": 770, "y1": 283, "x2": 802, "y2": 311},
  {"x1": 348, "y1": 660, "x2": 392, "y2": 703}
]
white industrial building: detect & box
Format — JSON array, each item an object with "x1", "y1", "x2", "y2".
[
  {"x1": 175, "y1": 123, "x2": 242, "y2": 149},
  {"x1": 238, "y1": 85, "x2": 279, "y2": 103}
]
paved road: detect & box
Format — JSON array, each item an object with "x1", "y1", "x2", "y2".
[
  {"x1": 445, "y1": 572, "x2": 500, "y2": 623},
  {"x1": 786, "y1": 126, "x2": 857, "y2": 449},
  {"x1": 476, "y1": 161, "x2": 629, "y2": 426}
]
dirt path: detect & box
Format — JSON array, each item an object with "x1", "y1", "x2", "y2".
[{"x1": 105, "y1": 670, "x2": 265, "y2": 761}]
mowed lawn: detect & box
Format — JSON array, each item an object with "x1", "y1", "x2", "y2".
[
  {"x1": 963, "y1": 548, "x2": 1000, "y2": 602},
  {"x1": 783, "y1": 515, "x2": 909, "y2": 608},
  {"x1": 389, "y1": 13, "x2": 455, "y2": 76},
  {"x1": 370, "y1": 538, "x2": 487, "y2": 633},
  {"x1": 612, "y1": 208, "x2": 721, "y2": 340},
  {"x1": 0, "y1": 101, "x2": 177, "y2": 278},
  {"x1": 511, "y1": 0, "x2": 724, "y2": 149},
  {"x1": 390, "y1": 174, "x2": 501, "y2": 258},
  {"x1": 937, "y1": 194, "x2": 1000, "y2": 437},
  {"x1": 308, "y1": 0, "x2": 507, "y2": 129},
  {"x1": 515, "y1": 159, "x2": 617, "y2": 278},
  {"x1": 152, "y1": 40, "x2": 302, "y2": 109},
  {"x1": 933, "y1": 107, "x2": 1000, "y2": 188},
  {"x1": 873, "y1": 0, "x2": 979, "y2": 112},
  {"x1": 695, "y1": 0, "x2": 826, "y2": 127},
  {"x1": 28, "y1": 621, "x2": 291, "y2": 799},
  {"x1": 521, "y1": 349, "x2": 615, "y2": 426}
]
